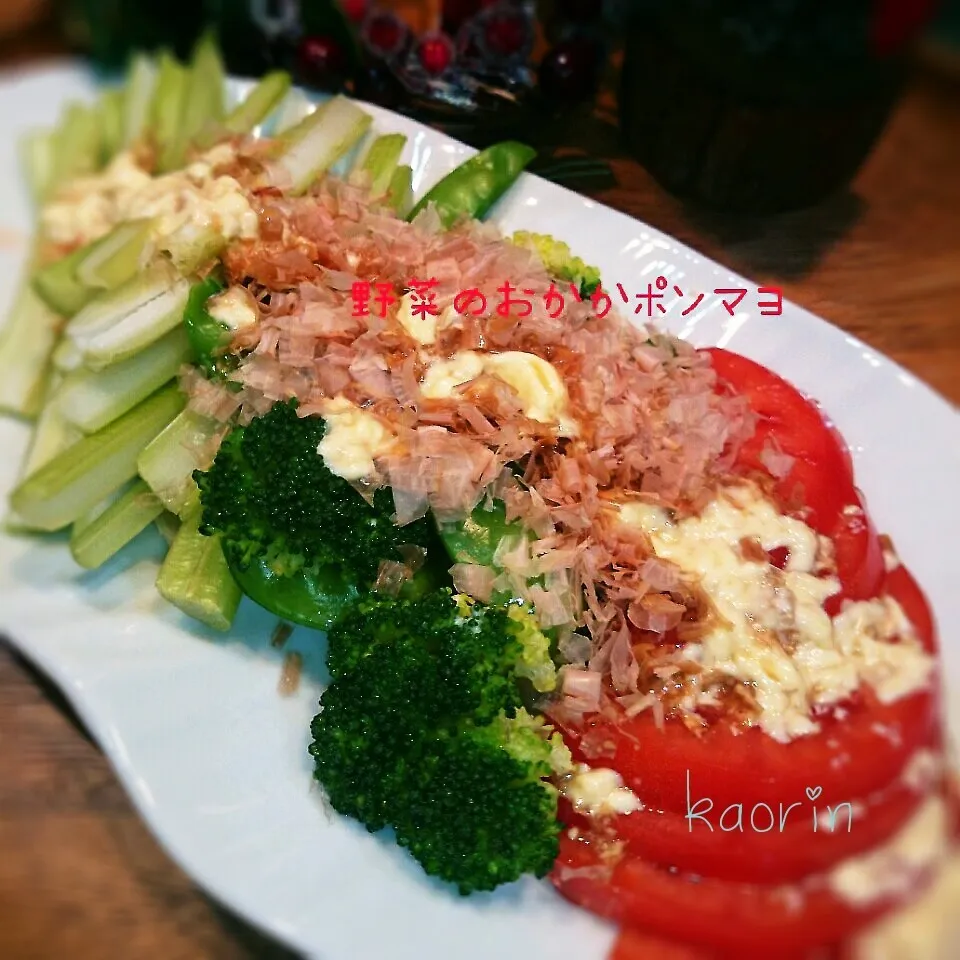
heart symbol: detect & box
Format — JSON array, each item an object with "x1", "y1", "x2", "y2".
[{"x1": 806, "y1": 786, "x2": 823, "y2": 802}]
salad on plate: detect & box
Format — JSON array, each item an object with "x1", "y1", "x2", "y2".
[{"x1": 1, "y1": 35, "x2": 957, "y2": 960}]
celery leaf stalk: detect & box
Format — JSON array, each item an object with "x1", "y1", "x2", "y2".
[
  {"x1": 10, "y1": 382, "x2": 185, "y2": 531},
  {"x1": 65, "y1": 262, "x2": 190, "y2": 369},
  {"x1": 137, "y1": 408, "x2": 222, "y2": 517},
  {"x1": 156, "y1": 504, "x2": 241, "y2": 631},
  {"x1": 217, "y1": 71, "x2": 292, "y2": 141},
  {"x1": 56, "y1": 326, "x2": 191, "y2": 434},
  {"x1": 353, "y1": 133, "x2": 406, "y2": 198},
  {"x1": 266, "y1": 95, "x2": 372, "y2": 195},
  {"x1": 70, "y1": 478, "x2": 163, "y2": 570},
  {"x1": 388, "y1": 164, "x2": 413, "y2": 217},
  {"x1": 122, "y1": 53, "x2": 157, "y2": 148},
  {"x1": 0, "y1": 249, "x2": 63, "y2": 418},
  {"x1": 151, "y1": 52, "x2": 188, "y2": 174}
]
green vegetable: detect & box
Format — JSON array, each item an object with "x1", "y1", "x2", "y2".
[
  {"x1": 15, "y1": 381, "x2": 82, "y2": 480},
  {"x1": 32, "y1": 244, "x2": 92, "y2": 317},
  {"x1": 216, "y1": 71, "x2": 292, "y2": 142},
  {"x1": 194, "y1": 400, "x2": 447, "y2": 629},
  {"x1": 352, "y1": 133, "x2": 405, "y2": 197},
  {"x1": 387, "y1": 164, "x2": 413, "y2": 216},
  {"x1": 309, "y1": 591, "x2": 568, "y2": 894},
  {"x1": 151, "y1": 52, "x2": 188, "y2": 174},
  {"x1": 266, "y1": 95, "x2": 372, "y2": 195},
  {"x1": 53, "y1": 102, "x2": 103, "y2": 186},
  {"x1": 437, "y1": 498, "x2": 527, "y2": 569},
  {"x1": 0, "y1": 251, "x2": 63, "y2": 417},
  {"x1": 122, "y1": 53, "x2": 158, "y2": 148},
  {"x1": 65, "y1": 262, "x2": 191, "y2": 369},
  {"x1": 138, "y1": 408, "x2": 223, "y2": 517},
  {"x1": 33, "y1": 219, "x2": 154, "y2": 320},
  {"x1": 181, "y1": 272, "x2": 230, "y2": 375},
  {"x1": 70, "y1": 478, "x2": 163, "y2": 570},
  {"x1": 10, "y1": 382, "x2": 184, "y2": 532},
  {"x1": 172, "y1": 31, "x2": 226, "y2": 167},
  {"x1": 407, "y1": 141, "x2": 536, "y2": 228},
  {"x1": 75, "y1": 219, "x2": 153, "y2": 292},
  {"x1": 97, "y1": 87, "x2": 125, "y2": 165},
  {"x1": 20, "y1": 129, "x2": 57, "y2": 208},
  {"x1": 156, "y1": 503, "x2": 241, "y2": 631},
  {"x1": 511, "y1": 231, "x2": 602, "y2": 297},
  {"x1": 55, "y1": 326, "x2": 191, "y2": 434}
]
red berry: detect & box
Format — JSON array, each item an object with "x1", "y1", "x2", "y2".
[
  {"x1": 483, "y1": 10, "x2": 527, "y2": 56},
  {"x1": 341, "y1": 0, "x2": 370, "y2": 23},
  {"x1": 297, "y1": 35, "x2": 348, "y2": 88},
  {"x1": 363, "y1": 12, "x2": 408, "y2": 58},
  {"x1": 538, "y1": 38, "x2": 602, "y2": 101},
  {"x1": 417, "y1": 33, "x2": 455, "y2": 75}
]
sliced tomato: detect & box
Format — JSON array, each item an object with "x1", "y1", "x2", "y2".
[
  {"x1": 705, "y1": 347, "x2": 884, "y2": 602},
  {"x1": 551, "y1": 831, "x2": 924, "y2": 955},
  {"x1": 556, "y1": 561, "x2": 940, "y2": 818},
  {"x1": 610, "y1": 927, "x2": 840, "y2": 960},
  {"x1": 560, "y1": 756, "x2": 938, "y2": 884},
  {"x1": 609, "y1": 927, "x2": 714, "y2": 960}
]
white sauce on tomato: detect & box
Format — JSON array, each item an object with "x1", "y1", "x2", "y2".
[
  {"x1": 560, "y1": 764, "x2": 642, "y2": 817},
  {"x1": 618, "y1": 485, "x2": 935, "y2": 743}
]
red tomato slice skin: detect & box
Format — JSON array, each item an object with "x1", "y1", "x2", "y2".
[
  {"x1": 560, "y1": 754, "x2": 940, "y2": 885},
  {"x1": 551, "y1": 831, "x2": 922, "y2": 955},
  {"x1": 705, "y1": 347, "x2": 885, "y2": 602},
  {"x1": 556, "y1": 561, "x2": 942, "y2": 819}
]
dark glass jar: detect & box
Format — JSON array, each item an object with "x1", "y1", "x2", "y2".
[{"x1": 618, "y1": 0, "x2": 938, "y2": 214}]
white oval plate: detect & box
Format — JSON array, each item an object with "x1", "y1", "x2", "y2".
[{"x1": 0, "y1": 66, "x2": 957, "y2": 960}]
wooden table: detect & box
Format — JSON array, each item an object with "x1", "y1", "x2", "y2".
[{"x1": 1, "y1": 29, "x2": 958, "y2": 960}]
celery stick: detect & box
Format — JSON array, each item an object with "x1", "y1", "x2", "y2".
[
  {"x1": 33, "y1": 244, "x2": 91, "y2": 316},
  {"x1": 56, "y1": 327, "x2": 191, "y2": 433},
  {"x1": 35, "y1": 221, "x2": 154, "y2": 318},
  {"x1": 0, "y1": 260, "x2": 63, "y2": 418},
  {"x1": 269, "y1": 87, "x2": 313, "y2": 137},
  {"x1": 388, "y1": 164, "x2": 413, "y2": 217},
  {"x1": 122, "y1": 53, "x2": 157, "y2": 148},
  {"x1": 155, "y1": 510, "x2": 180, "y2": 545},
  {"x1": 70, "y1": 478, "x2": 163, "y2": 569},
  {"x1": 138, "y1": 408, "x2": 221, "y2": 516},
  {"x1": 72, "y1": 480, "x2": 131, "y2": 538},
  {"x1": 66, "y1": 262, "x2": 190, "y2": 369},
  {"x1": 165, "y1": 225, "x2": 229, "y2": 277},
  {"x1": 219, "y1": 71, "x2": 291, "y2": 140},
  {"x1": 75, "y1": 219, "x2": 152, "y2": 291},
  {"x1": 52, "y1": 336, "x2": 84, "y2": 372},
  {"x1": 152, "y1": 52, "x2": 188, "y2": 173},
  {"x1": 156, "y1": 504, "x2": 240, "y2": 631},
  {"x1": 18, "y1": 394, "x2": 82, "y2": 479},
  {"x1": 10, "y1": 382, "x2": 184, "y2": 532},
  {"x1": 168, "y1": 33, "x2": 226, "y2": 169},
  {"x1": 98, "y1": 87, "x2": 125, "y2": 165},
  {"x1": 20, "y1": 129, "x2": 57, "y2": 208},
  {"x1": 266, "y1": 95, "x2": 371, "y2": 195},
  {"x1": 53, "y1": 102, "x2": 102, "y2": 186},
  {"x1": 353, "y1": 133, "x2": 405, "y2": 197}
]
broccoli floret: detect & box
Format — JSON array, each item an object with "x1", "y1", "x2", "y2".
[
  {"x1": 195, "y1": 400, "x2": 447, "y2": 627},
  {"x1": 512, "y1": 230, "x2": 602, "y2": 297},
  {"x1": 309, "y1": 591, "x2": 570, "y2": 894}
]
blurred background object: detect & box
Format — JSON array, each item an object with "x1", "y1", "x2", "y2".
[
  {"x1": 39, "y1": 1, "x2": 956, "y2": 212},
  {"x1": 618, "y1": 0, "x2": 940, "y2": 214},
  {"x1": 0, "y1": 0, "x2": 49, "y2": 40}
]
